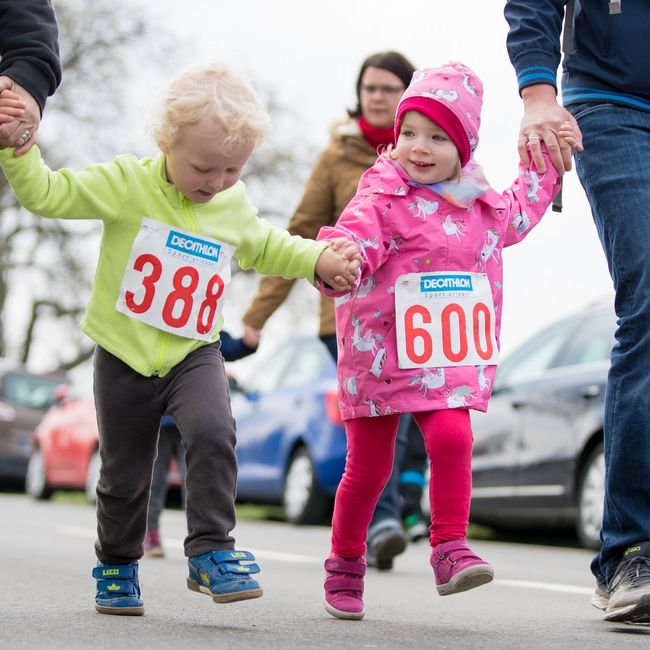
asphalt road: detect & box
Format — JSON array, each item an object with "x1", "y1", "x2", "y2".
[{"x1": 2, "y1": 493, "x2": 649, "y2": 649}]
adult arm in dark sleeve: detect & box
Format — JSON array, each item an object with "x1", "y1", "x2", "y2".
[
  {"x1": 504, "y1": 0, "x2": 581, "y2": 174},
  {"x1": 0, "y1": 0, "x2": 62, "y2": 112}
]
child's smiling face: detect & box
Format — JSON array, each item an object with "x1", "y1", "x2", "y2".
[
  {"x1": 160, "y1": 118, "x2": 255, "y2": 204},
  {"x1": 395, "y1": 111, "x2": 460, "y2": 185}
]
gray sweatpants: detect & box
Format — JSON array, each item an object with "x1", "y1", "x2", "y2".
[{"x1": 93, "y1": 343, "x2": 237, "y2": 564}]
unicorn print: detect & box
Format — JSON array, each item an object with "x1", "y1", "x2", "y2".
[
  {"x1": 477, "y1": 228, "x2": 500, "y2": 270},
  {"x1": 358, "y1": 237, "x2": 379, "y2": 255},
  {"x1": 370, "y1": 346, "x2": 386, "y2": 378},
  {"x1": 351, "y1": 316, "x2": 378, "y2": 353},
  {"x1": 409, "y1": 367, "x2": 445, "y2": 397},
  {"x1": 441, "y1": 214, "x2": 467, "y2": 241},
  {"x1": 446, "y1": 385, "x2": 475, "y2": 408},
  {"x1": 524, "y1": 170, "x2": 544, "y2": 203},
  {"x1": 477, "y1": 365, "x2": 491, "y2": 392},
  {"x1": 388, "y1": 236, "x2": 405, "y2": 256},
  {"x1": 409, "y1": 197, "x2": 439, "y2": 222},
  {"x1": 511, "y1": 210, "x2": 531, "y2": 234},
  {"x1": 344, "y1": 376, "x2": 358, "y2": 396}
]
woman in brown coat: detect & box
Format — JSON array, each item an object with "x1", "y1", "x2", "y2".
[{"x1": 242, "y1": 51, "x2": 417, "y2": 572}]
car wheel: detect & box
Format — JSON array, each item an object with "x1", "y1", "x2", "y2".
[
  {"x1": 576, "y1": 443, "x2": 604, "y2": 549},
  {"x1": 85, "y1": 449, "x2": 101, "y2": 505},
  {"x1": 283, "y1": 447, "x2": 330, "y2": 525},
  {"x1": 25, "y1": 449, "x2": 53, "y2": 500}
]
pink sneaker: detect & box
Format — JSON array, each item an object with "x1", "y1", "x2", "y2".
[
  {"x1": 323, "y1": 554, "x2": 366, "y2": 620},
  {"x1": 430, "y1": 540, "x2": 493, "y2": 596},
  {"x1": 144, "y1": 528, "x2": 164, "y2": 558}
]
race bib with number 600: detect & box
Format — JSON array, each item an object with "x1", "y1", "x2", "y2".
[
  {"x1": 116, "y1": 218, "x2": 234, "y2": 341},
  {"x1": 394, "y1": 272, "x2": 499, "y2": 369}
]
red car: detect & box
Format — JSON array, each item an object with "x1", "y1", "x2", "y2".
[{"x1": 26, "y1": 380, "x2": 181, "y2": 503}]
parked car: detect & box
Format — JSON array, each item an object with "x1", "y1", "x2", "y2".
[
  {"x1": 469, "y1": 297, "x2": 614, "y2": 548},
  {"x1": 231, "y1": 335, "x2": 346, "y2": 524},
  {"x1": 26, "y1": 378, "x2": 181, "y2": 503},
  {"x1": 0, "y1": 360, "x2": 67, "y2": 484}
]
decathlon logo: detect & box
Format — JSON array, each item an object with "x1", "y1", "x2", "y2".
[
  {"x1": 420, "y1": 274, "x2": 473, "y2": 293},
  {"x1": 166, "y1": 231, "x2": 221, "y2": 262}
]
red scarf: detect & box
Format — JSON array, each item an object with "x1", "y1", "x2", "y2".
[{"x1": 358, "y1": 116, "x2": 395, "y2": 153}]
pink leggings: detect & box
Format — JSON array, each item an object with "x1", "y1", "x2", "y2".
[{"x1": 331, "y1": 409, "x2": 473, "y2": 558}]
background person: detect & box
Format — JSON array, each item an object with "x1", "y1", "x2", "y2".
[
  {"x1": 242, "y1": 50, "x2": 417, "y2": 570},
  {"x1": 0, "y1": 0, "x2": 61, "y2": 154},
  {"x1": 505, "y1": 0, "x2": 650, "y2": 625}
]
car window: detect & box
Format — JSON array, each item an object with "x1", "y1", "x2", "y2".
[
  {"x1": 0, "y1": 372, "x2": 65, "y2": 410},
  {"x1": 276, "y1": 341, "x2": 327, "y2": 390},
  {"x1": 550, "y1": 310, "x2": 615, "y2": 368},
  {"x1": 242, "y1": 344, "x2": 296, "y2": 395},
  {"x1": 495, "y1": 318, "x2": 576, "y2": 387}
]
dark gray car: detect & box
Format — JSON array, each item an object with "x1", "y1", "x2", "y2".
[
  {"x1": 469, "y1": 298, "x2": 614, "y2": 548},
  {"x1": 0, "y1": 361, "x2": 67, "y2": 483}
]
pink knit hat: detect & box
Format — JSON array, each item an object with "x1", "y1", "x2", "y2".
[{"x1": 394, "y1": 61, "x2": 483, "y2": 167}]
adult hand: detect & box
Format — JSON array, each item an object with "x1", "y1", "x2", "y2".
[
  {"x1": 0, "y1": 76, "x2": 41, "y2": 156},
  {"x1": 243, "y1": 324, "x2": 261, "y2": 348},
  {"x1": 519, "y1": 84, "x2": 584, "y2": 175}
]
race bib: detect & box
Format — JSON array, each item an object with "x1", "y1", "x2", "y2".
[
  {"x1": 395, "y1": 272, "x2": 499, "y2": 368},
  {"x1": 116, "y1": 218, "x2": 234, "y2": 341}
]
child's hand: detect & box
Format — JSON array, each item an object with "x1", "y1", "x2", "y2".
[
  {"x1": 315, "y1": 242, "x2": 361, "y2": 292},
  {"x1": 330, "y1": 237, "x2": 363, "y2": 276},
  {"x1": 558, "y1": 120, "x2": 581, "y2": 155},
  {"x1": 0, "y1": 89, "x2": 26, "y2": 125}
]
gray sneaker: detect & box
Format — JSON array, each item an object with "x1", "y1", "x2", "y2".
[
  {"x1": 603, "y1": 542, "x2": 650, "y2": 624},
  {"x1": 366, "y1": 522, "x2": 407, "y2": 571}
]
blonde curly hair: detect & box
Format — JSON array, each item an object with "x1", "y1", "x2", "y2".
[{"x1": 151, "y1": 62, "x2": 271, "y2": 151}]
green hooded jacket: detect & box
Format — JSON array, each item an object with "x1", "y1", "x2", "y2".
[{"x1": 0, "y1": 146, "x2": 327, "y2": 376}]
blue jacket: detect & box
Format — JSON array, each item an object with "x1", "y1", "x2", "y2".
[{"x1": 505, "y1": 1, "x2": 650, "y2": 112}]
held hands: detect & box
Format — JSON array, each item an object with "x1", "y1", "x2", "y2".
[
  {"x1": 0, "y1": 77, "x2": 40, "y2": 156},
  {"x1": 519, "y1": 85, "x2": 584, "y2": 175},
  {"x1": 315, "y1": 238, "x2": 363, "y2": 292}
]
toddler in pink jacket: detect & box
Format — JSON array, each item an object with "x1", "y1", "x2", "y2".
[{"x1": 317, "y1": 61, "x2": 577, "y2": 620}]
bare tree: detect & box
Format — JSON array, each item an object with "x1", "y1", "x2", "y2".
[{"x1": 0, "y1": 0, "x2": 312, "y2": 373}]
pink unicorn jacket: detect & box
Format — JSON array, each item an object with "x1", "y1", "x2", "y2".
[{"x1": 317, "y1": 62, "x2": 561, "y2": 420}]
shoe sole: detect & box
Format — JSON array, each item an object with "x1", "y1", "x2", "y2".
[
  {"x1": 324, "y1": 599, "x2": 364, "y2": 621},
  {"x1": 187, "y1": 578, "x2": 263, "y2": 603},
  {"x1": 144, "y1": 549, "x2": 165, "y2": 559},
  {"x1": 95, "y1": 604, "x2": 144, "y2": 616},
  {"x1": 604, "y1": 595, "x2": 650, "y2": 624},
  {"x1": 591, "y1": 592, "x2": 609, "y2": 611},
  {"x1": 437, "y1": 565, "x2": 494, "y2": 596}
]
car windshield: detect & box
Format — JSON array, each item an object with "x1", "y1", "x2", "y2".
[{"x1": 0, "y1": 372, "x2": 67, "y2": 410}]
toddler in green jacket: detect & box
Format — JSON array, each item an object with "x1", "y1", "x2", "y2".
[{"x1": 0, "y1": 62, "x2": 360, "y2": 616}]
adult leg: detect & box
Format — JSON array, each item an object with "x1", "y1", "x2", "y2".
[
  {"x1": 569, "y1": 103, "x2": 650, "y2": 585},
  {"x1": 399, "y1": 416, "x2": 429, "y2": 541},
  {"x1": 147, "y1": 425, "x2": 173, "y2": 534}
]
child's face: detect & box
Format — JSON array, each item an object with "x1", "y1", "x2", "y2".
[
  {"x1": 160, "y1": 119, "x2": 255, "y2": 204},
  {"x1": 395, "y1": 111, "x2": 460, "y2": 185}
]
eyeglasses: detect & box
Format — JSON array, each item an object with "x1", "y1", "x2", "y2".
[{"x1": 360, "y1": 84, "x2": 404, "y2": 96}]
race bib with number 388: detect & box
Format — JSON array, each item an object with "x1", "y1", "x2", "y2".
[
  {"x1": 116, "y1": 218, "x2": 234, "y2": 341},
  {"x1": 394, "y1": 272, "x2": 499, "y2": 369}
]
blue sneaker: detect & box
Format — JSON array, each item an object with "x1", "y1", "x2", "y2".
[
  {"x1": 92, "y1": 562, "x2": 144, "y2": 616},
  {"x1": 187, "y1": 550, "x2": 263, "y2": 603}
]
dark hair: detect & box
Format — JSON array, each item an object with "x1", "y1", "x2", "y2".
[{"x1": 347, "y1": 51, "x2": 416, "y2": 119}]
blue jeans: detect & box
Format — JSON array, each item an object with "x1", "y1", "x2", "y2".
[{"x1": 569, "y1": 102, "x2": 650, "y2": 585}]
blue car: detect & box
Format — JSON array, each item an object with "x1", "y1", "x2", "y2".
[{"x1": 230, "y1": 336, "x2": 346, "y2": 524}]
